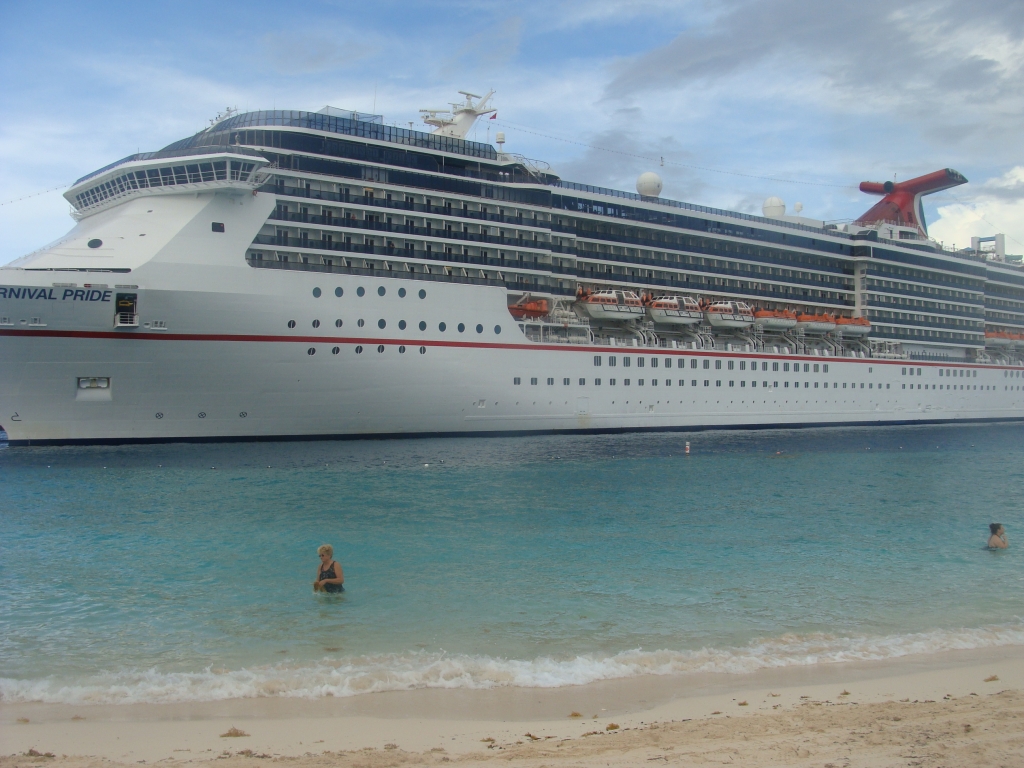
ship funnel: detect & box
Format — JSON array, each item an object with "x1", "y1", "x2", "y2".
[{"x1": 855, "y1": 168, "x2": 967, "y2": 236}]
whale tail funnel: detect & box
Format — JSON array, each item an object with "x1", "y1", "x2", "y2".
[{"x1": 855, "y1": 168, "x2": 967, "y2": 236}]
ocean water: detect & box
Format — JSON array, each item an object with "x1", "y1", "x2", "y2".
[{"x1": 1, "y1": 424, "x2": 1022, "y2": 705}]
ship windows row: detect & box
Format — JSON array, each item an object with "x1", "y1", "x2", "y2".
[
  {"x1": 593, "y1": 356, "x2": 829, "y2": 373},
  {"x1": 510, "y1": 378, "x2": 896, "y2": 390}
]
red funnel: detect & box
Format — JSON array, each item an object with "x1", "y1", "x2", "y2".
[{"x1": 855, "y1": 168, "x2": 966, "y2": 236}]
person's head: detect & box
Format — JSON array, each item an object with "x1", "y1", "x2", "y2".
[
  {"x1": 990, "y1": 523, "x2": 1004, "y2": 536},
  {"x1": 318, "y1": 544, "x2": 334, "y2": 560}
]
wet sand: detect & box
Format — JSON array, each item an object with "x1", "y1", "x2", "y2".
[{"x1": 3, "y1": 646, "x2": 1023, "y2": 767}]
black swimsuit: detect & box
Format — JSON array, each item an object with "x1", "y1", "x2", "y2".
[{"x1": 319, "y1": 562, "x2": 344, "y2": 593}]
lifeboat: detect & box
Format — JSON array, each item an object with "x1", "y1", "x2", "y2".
[
  {"x1": 644, "y1": 295, "x2": 703, "y2": 326},
  {"x1": 835, "y1": 316, "x2": 871, "y2": 336},
  {"x1": 985, "y1": 331, "x2": 1014, "y2": 348},
  {"x1": 576, "y1": 289, "x2": 645, "y2": 322},
  {"x1": 704, "y1": 301, "x2": 754, "y2": 329},
  {"x1": 508, "y1": 294, "x2": 549, "y2": 320},
  {"x1": 795, "y1": 313, "x2": 837, "y2": 333},
  {"x1": 753, "y1": 309, "x2": 798, "y2": 331}
]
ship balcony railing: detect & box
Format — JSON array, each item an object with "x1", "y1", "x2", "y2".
[
  {"x1": 267, "y1": 211, "x2": 570, "y2": 252},
  {"x1": 114, "y1": 312, "x2": 139, "y2": 328},
  {"x1": 250, "y1": 235, "x2": 578, "y2": 276},
  {"x1": 269, "y1": 186, "x2": 550, "y2": 228}
]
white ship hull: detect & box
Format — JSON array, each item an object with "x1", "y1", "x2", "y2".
[{"x1": 4, "y1": 265, "x2": 1023, "y2": 444}]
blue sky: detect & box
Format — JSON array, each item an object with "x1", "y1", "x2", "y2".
[{"x1": 2, "y1": 0, "x2": 1023, "y2": 263}]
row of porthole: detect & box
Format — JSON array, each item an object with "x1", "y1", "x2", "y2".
[
  {"x1": 155, "y1": 411, "x2": 248, "y2": 418},
  {"x1": 312, "y1": 286, "x2": 427, "y2": 299},
  {"x1": 306, "y1": 345, "x2": 428, "y2": 355},
  {"x1": 288, "y1": 318, "x2": 500, "y2": 334}
]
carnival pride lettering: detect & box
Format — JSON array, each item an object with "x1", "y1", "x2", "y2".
[{"x1": 0, "y1": 287, "x2": 112, "y2": 302}]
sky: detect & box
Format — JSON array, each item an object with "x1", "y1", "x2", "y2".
[{"x1": 1, "y1": 0, "x2": 1022, "y2": 264}]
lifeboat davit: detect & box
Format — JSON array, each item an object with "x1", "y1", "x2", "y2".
[
  {"x1": 985, "y1": 331, "x2": 1014, "y2": 348},
  {"x1": 705, "y1": 301, "x2": 754, "y2": 329},
  {"x1": 835, "y1": 316, "x2": 871, "y2": 336},
  {"x1": 508, "y1": 295, "x2": 550, "y2": 319},
  {"x1": 753, "y1": 309, "x2": 798, "y2": 331},
  {"x1": 576, "y1": 289, "x2": 645, "y2": 322},
  {"x1": 644, "y1": 295, "x2": 703, "y2": 326},
  {"x1": 795, "y1": 313, "x2": 837, "y2": 333}
]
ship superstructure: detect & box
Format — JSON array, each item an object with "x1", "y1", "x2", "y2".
[{"x1": 2, "y1": 95, "x2": 1024, "y2": 445}]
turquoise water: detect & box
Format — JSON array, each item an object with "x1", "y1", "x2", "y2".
[{"x1": 1, "y1": 424, "x2": 1023, "y2": 704}]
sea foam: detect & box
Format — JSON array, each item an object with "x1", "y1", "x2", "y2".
[{"x1": 3, "y1": 621, "x2": 1022, "y2": 705}]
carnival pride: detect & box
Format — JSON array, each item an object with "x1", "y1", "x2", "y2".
[{"x1": 3, "y1": 91, "x2": 1024, "y2": 445}]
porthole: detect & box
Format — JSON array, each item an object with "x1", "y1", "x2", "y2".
[
  {"x1": 375, "y1": 286, "x2": 385, "y2": 297},
  {"x1": 494, "y1": 325, "x2": 501, "y2": 334},
  {"x1": 155, "y1": 412, "x2": 163, "y2": 419},
  {"x1": 356, "y1": 345, "x2": 363, "y2": 354},
  {"x1": 332, "y1": 346, "x2": 340, "y2": 354},
  {"x1": 87, "y1": 238, "x2": 102, "y2": 249},
  {"x1": 357, "y1": 287, "x2": 365, "y2": 297},
  {"x1": 287, "y1": 320, "x2": 296, "y2": 329},
  {"x1": 312, "y1": 287, "x2": 321, "y2": 298},
  {"x1": 398, "y1": 320, "x2": 407, "y2": 330},
  {"x1": 198, "y1": 412, "x2": 207, "y2": 419},
  {"x1": 399, "y1": 345, "x2": 406, "y2": 353},
  {"x1": 312, "y1": 319, "x2": 320, "y2": 328},
  {"x1": 418, "y1": 289, "x2": 426, "y2": 299},
  {"x1": 307, "y1": 347, "x2": 316, "y2": 356},
  {"x1": 458, "y1": 323, "x2": 466, "y2": 333},
  {"x1": 419, "y1": 321, "x2": 427, "y2": 331},
  {"x1": 377, "y1": 344, "x2": 385, "y2": 353},
  {"x1": 378, "y1": 319, "x2": 386, "y2": 329},
  {"x1": 334, "y1": 287, "x2": 343, "y2": 297},
  {"x1": 335, "y1": 319, "x2": 343, "y2": 328},
  {"x1": 476, "y1": 324, "x2": 483, "y2": 333},
  {"x1": 357, "y1": 319, "x2": 365, "y2": 327},
  {"x1": 398, "y1": 287, "x2": 407, "y2": 298},
  {"x1": 439, "y1": 322, "x2": 447, "y2": 332},
  {"x1": 239, "y1": 411, "x2": 247, "y2": 418},
  {"x1": 419, "y1": 346, "x2": 426, "y2": 354}
]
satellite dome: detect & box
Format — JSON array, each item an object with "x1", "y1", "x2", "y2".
[
  {"x1": 762, "y1": 196, "x2": 786, "y2": 218},
  {"x1": 636, "y1": 172, "x2": 663, "y2": 198}
]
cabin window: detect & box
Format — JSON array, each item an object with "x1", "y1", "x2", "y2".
[
  {"x1": 212, "y1": 222, "x2": 225, "y2": 233},
  {"x1": 563, "y1": 378, "x2": 570, "y2": 385},
  {"x1": 783, "y1": 363, "x2": 790, "y2": 372},
  {"x1": 609, "y1": 356, "x2": 617, "y2": 367},
  {"x1": 715, "y1": 360, "x2": 722, "y2": 370},
  {"x1": 531, "y1": 378, "x2": 538, "y2": 385},
  {"x1": 728, "y1": 361, "x2": 734, "y2": 370},
  {"x1": 740, "y1": 361, "x2": 746, "y2": 371},
  {"x1": 624, "y1": 357, "x2": 631, "y2": 367},
  {"x1": 547, "y1": 378, "x2": 554, "y2": 385},
  {"x1": 638, "y1": 358, "x2": 645, "y2": 368},
  {"x1": 803, "y1": 364, "x2": 810, "y2": 372},
  {"x1": 902, "y1": 367, "x2": 907, "y2": 375},
  {"x1": 514, "y1": 377, "x2": 521, "y2": 385},
  {"x1": 813, "y1": 364, "x2": 819, "y2": 373},
  {"x1": 691, "y1": 359, "x2": 697, "y2": 369},
  {"x1": 594, "y1": 356, "x2": 602, "y2": 366},
  {"x1": 595, "y1": 378, "x2": 601, "y2": 385},
  {"x1": 651, "y1": 358, "x2": 658, "y2": 368},
  {"x1": 823, "y1": 365, "x2": 829, "y2": 373},
  {"x1": 773, "y1": 362, "x2": 779, "y2": 372},
  {"x1": 703, "y1": 360, "x2": 710, "y2": 369},
  {"x1": 579, "y1": 378, "x2": 585, "y2": 385}
]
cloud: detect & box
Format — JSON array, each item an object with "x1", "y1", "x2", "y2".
[
  {"x1": 440, "y1": 16, "x2": 522, "y2": 77},
  {"x1": 262, "y1": 32, "x2": 375, "y2": 74},
  {"x1": 930, "y1": 167, "x2": 1024, "y2": 254},
  {"x1": 605, "y1": 0, "x2": 1024, "y2": 161}
]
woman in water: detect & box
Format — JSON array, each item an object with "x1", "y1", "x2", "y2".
[
  {"x1": 988, "y1": 523, "x2": 1008, "y2": 549},
  {"x1": 314, "y1": 544, "x2": 345, "y2": 592}
]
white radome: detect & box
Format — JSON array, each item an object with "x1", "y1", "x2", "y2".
[
  {"x1": 636, "y1": 172, "x2": 663, "y2": 197},
  {"x1": 762, "y1": 196, "x2": 786, "y2": 218}
]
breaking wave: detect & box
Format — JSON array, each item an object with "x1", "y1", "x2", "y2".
[{"x1": 3, "y1": 621, "x2": 1022, "y2": 705}]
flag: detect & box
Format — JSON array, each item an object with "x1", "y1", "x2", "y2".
[{"x1": 490, "y1": 113, "x2": 497, "y2": 120}]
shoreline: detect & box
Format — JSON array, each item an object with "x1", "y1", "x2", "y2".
[{"x1": 4, "y1": 645, "x2": 1023, "y2": 763}]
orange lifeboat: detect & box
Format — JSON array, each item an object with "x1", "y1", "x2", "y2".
[
  {"x1": 985, "y1": 331, "x2": 1014, "y2": 348},
  {"x1": 835, "y1": 316, "x2": 871, "y2": 336},
  {"x1": 795, "y1": 313, "x2": 837, "y2": 333},
  {"x1": 508, "y1": 294, "x2": 549, "y2": 320},
  {"x1": 753, "y1": 309, "x2": 798, "y2": 331}
]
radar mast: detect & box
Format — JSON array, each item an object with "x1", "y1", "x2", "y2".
[{"x1": 420, "y1": 90, "x2": 495, "y2": 139}]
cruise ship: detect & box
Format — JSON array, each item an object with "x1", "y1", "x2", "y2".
[{"x1": 3, "y1": 91, "x2": 1024, "y2": 445}]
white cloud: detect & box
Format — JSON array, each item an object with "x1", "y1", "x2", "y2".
[{"x1": 929, "y1": 167, "x2": 1024, "y2": 255}]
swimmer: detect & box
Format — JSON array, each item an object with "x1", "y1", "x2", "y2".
[
  {"x1": 314, "y1": 544, "x2": 345, "y2": 592},
  {"x1": 988, "y1": 523, "x2": 1008, "y2": 549}
]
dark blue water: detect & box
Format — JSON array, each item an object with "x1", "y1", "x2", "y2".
[{"x1": 1, "y1": 424, "x2": 1021, "y2": 704}]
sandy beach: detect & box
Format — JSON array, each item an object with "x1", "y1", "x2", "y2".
[{"x1": 4, "y1": 646, "x2": 1022, "y2": 767}]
